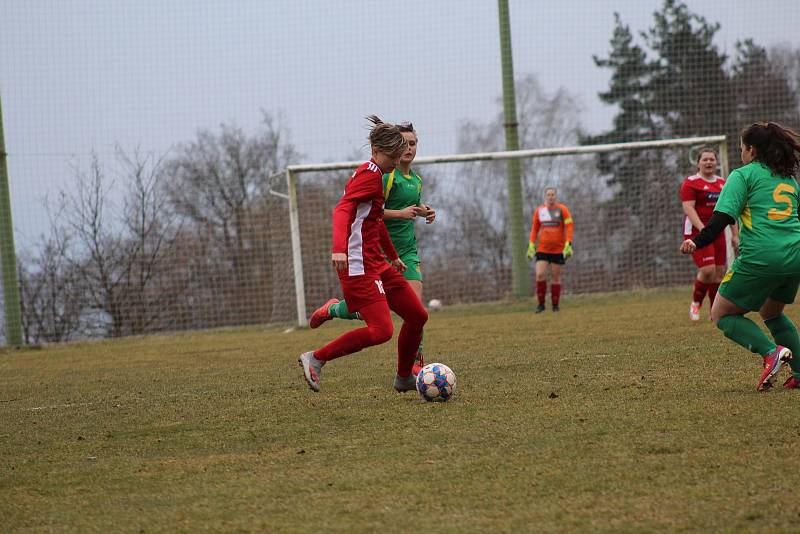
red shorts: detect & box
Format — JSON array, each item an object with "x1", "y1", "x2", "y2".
[
  {"x1": 338, "y1": 265, "x2": 410, "y2": 313},
  {"x1": 687, "y1": 231, "x2": 727, "y2": 268}
]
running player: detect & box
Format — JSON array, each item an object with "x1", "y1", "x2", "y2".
[
  {"x1": 527, "y1": 187, "x2": 573, "y2": 313},
  {"x1": 679, "y1": 147, "x2": 738, "y2": 321},
  {"x1": 298, "y1": 116, "x2": 428, "y2": 393},
  {"x1": 680, "y1": 122, "x2": 800, "y2": 392},
  {"x1": 308, "y1": 122, "x2": 435, "y2": 374}
]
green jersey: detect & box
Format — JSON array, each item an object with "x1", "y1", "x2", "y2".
[
  {"x1": 715, "y1": 161, "x2": 800, "y2": 275},
  {"x1": 382, "y1": 169, "x2": 422, "y2": 259}
]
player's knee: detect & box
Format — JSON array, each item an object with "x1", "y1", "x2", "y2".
[
  {"x1": 416, "y1": 307, "x2": 429, "y2": 327},
  {"x1": 368, "y1": 322, "x2": 393, "y2": 345}
]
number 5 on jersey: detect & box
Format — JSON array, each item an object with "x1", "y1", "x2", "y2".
[{"x1": 769, "y1": 183, "x2": 796, "y2": 221}]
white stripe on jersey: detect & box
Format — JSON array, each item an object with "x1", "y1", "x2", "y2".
[
  {"x1": 366, "y1": 161, "x2": 380, "y2": 174},
  {"x1": 684, "y1": 216, "x2": 694, "y2": 235},
  {"x1": 347, "y1": 201, "x2": 372, "y2": 276}
]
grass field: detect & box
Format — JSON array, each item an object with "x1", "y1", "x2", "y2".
[{"x1": 2, "y1": 287, "x2": 800, "y2": 532}]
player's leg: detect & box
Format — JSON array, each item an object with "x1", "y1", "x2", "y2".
[
  {"x1": 309, "y1": 298, "x2": 360, "y2": 329},
  {"x1": 550, "y1": 255, "x2": 565, "y2": 312},
  {"x1": 760, "y1": 276, "x2": 800, "y2": 387},
  {"x1": 708, "y1": 235, "x2": 728, "y2": 306},
  {"x1": 299, "y1": 276, "x2": 393, "y2": 391},
  {"x1": 713, "y1": 271, "x2": 787, "y2": 391},
  {"x1": 403, "y1": 257, "x2": 426, "y2": 371},
  {"x1": 690, "y1": 241, "x2": 715, "y2": 321},
  {"x1": 534, "y1": 258, "x2": 549, "y2": 313},
  {"x1": 383, "y1": 268, "x2": 428, "y2": 389}
]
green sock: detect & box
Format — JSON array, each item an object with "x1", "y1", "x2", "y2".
[
  {"x1": 765, "y1": 314, "x2": 800, "y2": 377},
  {"x1": 716, "y1": 315, "x2": 776, "y2": 356},
  {"x1": 418, "y1": 333, "x2": 424, "y2": 357},
  {"x1": 328, "y1": 300, "x2": 360, "y2": 321}
]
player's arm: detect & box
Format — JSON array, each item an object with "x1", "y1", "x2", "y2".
[
  {"x1": 384, "y1": 206, "x2": 423, "y2": 220},
  {"x1": 681, "y1": 211, "x2": 735, "y2": 253},
  {"x1": 331, "y1": 169, "x2": 374, "y2": 271},
  {"x1": 528, "y1": 211, "x2": 540, "y2": 259},
  {"x1": 681, "y1": 200, "x2": 705, "y2": 231},
  {"x1": 379, "y1": 221, "x2": 406, "y2": 272},
  {"x1": 562, "y1": 205, "x2": 574, "y2": 258}
]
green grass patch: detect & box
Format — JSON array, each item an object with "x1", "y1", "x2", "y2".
[{"x1": 2, "y1": 288, "x2": 800, "y2": 532}]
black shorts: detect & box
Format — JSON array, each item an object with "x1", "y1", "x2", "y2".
[{"x1": 535, "y1": 252, "x2": 565, "y2": 265}]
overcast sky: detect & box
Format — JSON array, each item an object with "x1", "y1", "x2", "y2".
[{"x1": 1, "y1": 0, "x2": 798, "y2": 247}]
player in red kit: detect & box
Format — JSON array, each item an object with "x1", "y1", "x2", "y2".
[
  {"x1": 298, "y1": 116, "x2": 428, "y2": 394},
  {"x1": 679, "y1": 147, "x2": 739, "y2": 321}
]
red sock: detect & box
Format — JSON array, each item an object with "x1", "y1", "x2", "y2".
[
  {"x1": 536, "y1": 281, "x2": 547, "y2": 305},
  {"x1": 708, "y1": 283, "x2": 720, "y2": 305},
  {"x1": 551, "y1": 283, "x2": 561, "y2": 306},
  {"x1": 314, "y1": 301, "x2": 393, "y2": 361},
  {"x1": 692, "y1": 280, "x2": 708, "y2": 305}
]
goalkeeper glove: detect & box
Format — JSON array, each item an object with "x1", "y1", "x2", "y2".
[
  {"x1": 526, "y1": 242, "x2": 536, "y2": 260},
  {"x1": 562, "y1": 241, "x2": 573, "y2": 259}
]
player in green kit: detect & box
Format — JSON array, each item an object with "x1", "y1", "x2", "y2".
[
  {"x1": 681, "y1": 122, "x2": 800, "y2": 391},
  {"x1": 309, "y1": 122, "x2": 436, "y2": 376}
]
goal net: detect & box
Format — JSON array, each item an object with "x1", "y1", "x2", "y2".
[{"x1": 270, "y1": 135, "x2": 728, "y2": 326}]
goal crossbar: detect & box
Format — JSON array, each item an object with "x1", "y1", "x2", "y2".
[{"x1": 286, "y1": 135, "x2": 727, "y2": 173}]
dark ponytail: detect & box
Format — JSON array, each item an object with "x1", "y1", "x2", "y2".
[{"x1": 740, "y1": 122, "x2": 800, "y2": 178}]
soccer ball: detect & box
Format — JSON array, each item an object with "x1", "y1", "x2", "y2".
[
  {"x1": 427, "y1": 298, "x2": 442, "y2": 310},
  {"x1": 416, "y1": 363, "x2": 457, "y2": 402}
]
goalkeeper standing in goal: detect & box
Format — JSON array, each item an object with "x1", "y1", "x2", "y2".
[
  {"x1": 308, "y1": 121, "x2": 435, "y2": 377},
  {"x1": 680, "y1": 122, "x2": 800, "y2": 392},
  {"x1": 527, "y1": 187, "x2": 573, "y2": 313},
  {"x1": 298, "y1": 116, "x2": 428, "y2": 394},
  {"x1": 680, "y1": 147, "x2": 738, "y2": 321}
]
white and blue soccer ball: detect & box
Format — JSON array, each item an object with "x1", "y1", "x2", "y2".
[{"x1": 416, "y1": 363, "x2": 457, "y2": 402}]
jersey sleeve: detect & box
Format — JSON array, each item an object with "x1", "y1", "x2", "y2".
[
  {"x1": 679, "y1": 179, "x2": 696, "y2": 202},
  {"x1": 332, "y1": 168, "x2": 380, "y2": 253},
  {"x1": 562, "y1": 205, "x2": 574, "y2": 242},
  {"x1": 379, "y1": 221, "x2": 398, "y2": 260},
  {"x1": 529, "y1": 209, "x2": 540, "y2": 244},
  {"x1": 714, "y1": 169, "x2": 747, "y2": 219}
]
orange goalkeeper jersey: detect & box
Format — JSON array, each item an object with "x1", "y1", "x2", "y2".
[{"x1": 530, "y1": 203, "x2": 574, "y2": 254}]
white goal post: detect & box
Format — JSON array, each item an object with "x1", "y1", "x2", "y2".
[{"x1": 279, "y1": 135, "x2": 727, "y2": 327}]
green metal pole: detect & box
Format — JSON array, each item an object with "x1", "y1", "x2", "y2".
[
  {"x1": 0, "y1": 94, "x2": 23, "y2": 346},
  {"x1": 497, "y1": 0, "x2": 528, "y2": 299}
]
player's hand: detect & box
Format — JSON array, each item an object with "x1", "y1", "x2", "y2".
[
  {"x1": 397, "y1": 206, "x2": 423, "y2": 220},
  {"x1": 332, "y1": 253, "x2": 348, "y2": 272},
  {"x1": 526, "y1": 242, "x2": 536, "y2": 260},
  {"x1": 422, "y1": 204, "x2": 436, "y2": 224},
  {"x1": 563, "y1": 241, "x2": 573, "y2": 259},
  {"x1": 391, "y1": 257, "x2": 407, "y2": 273},
  {"x1": 680, "y1": 239, "x2": 697, "y2": 254}
]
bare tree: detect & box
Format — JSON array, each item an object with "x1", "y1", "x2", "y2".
[
  {"x1": 62, "y1": 148, "x2": 183, "y2": 337},
  {"x1": 162, "y1": 112, "x2": 300, "y2": 325},
  {"x1": 17, "y1": 221, "x2": 85, "y2": 343}
]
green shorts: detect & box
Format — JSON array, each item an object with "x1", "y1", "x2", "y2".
[
  {"x1": 401, "y1": 256, "x2": 423, "y2": 282},
  {"x1": 718, "y1": 267, "x2": 800, "y2": 311}
]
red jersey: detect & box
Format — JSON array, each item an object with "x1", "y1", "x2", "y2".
[
  {"x1": 679, "y1": 174, "x2": 725, "y2": 236},
  {"x1": 332, "y1": 159, "x2": 398, "y2": 277}
]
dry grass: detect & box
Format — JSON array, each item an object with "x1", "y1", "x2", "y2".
[{"x1": 2, "y1": 288, "x2": 800, "y2": 532}]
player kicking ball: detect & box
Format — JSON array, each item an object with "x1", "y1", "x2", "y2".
[{"x1": 299, "y1": 116, "x2": 427, "y2": 394}]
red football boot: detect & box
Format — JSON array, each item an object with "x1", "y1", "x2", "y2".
[{"x1": 308, "y1": 298, "x2": 338, "y2": 329}]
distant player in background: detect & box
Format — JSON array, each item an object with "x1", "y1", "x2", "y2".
[
  {"x1": 680, "y1": 147, "x2": 739, "y2": 321},
  {"x1": 527, "y1": 187, "x2": 573, "y2": 313},
  {"x1": 309, "y1": 121, "x2": 435, "y2": 375},
  {"x1": 298, "y1": 116, "x2": 428, "y2": 394},
  {"x1": 680, "y1": 122, "x2": 800, "y2": 392}
]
